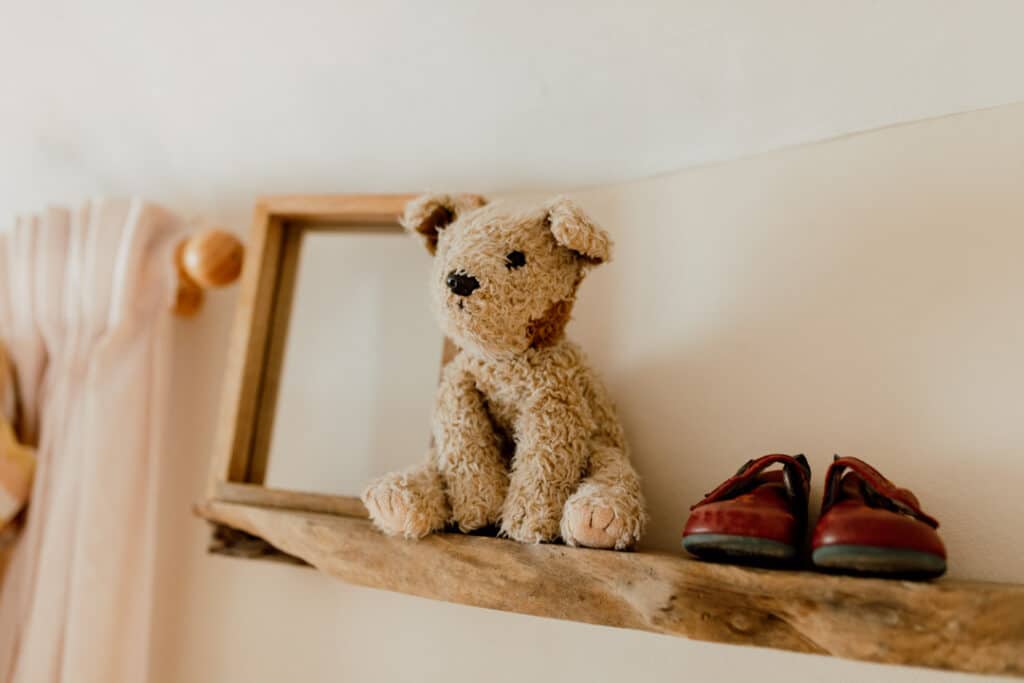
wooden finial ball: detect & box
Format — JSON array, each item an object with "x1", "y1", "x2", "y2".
[{"x1": 181, "y1": 229, "x2": 244, "y2": 289}]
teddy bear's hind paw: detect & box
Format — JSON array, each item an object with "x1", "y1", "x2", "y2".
[
  {"x1": 362, "y1": 472, "x2": 447, "y2": 539},
  {"x1": 562, "y1": 504, "x2": 639, "y2": 550}
]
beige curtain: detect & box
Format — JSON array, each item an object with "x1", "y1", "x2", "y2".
[{"x1": 0, "y1": 199, "x2": 186, "y2": 683}]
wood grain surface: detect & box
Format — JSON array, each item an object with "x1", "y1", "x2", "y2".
[{"x1": 195, "y1": 500, "x2": 1024, "y2": 677}]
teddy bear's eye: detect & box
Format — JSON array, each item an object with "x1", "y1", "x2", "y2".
[{"x1": 505, "y1": 250, "x2": 526, "y2": 270}]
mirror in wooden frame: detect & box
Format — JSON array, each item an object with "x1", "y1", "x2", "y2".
[{"x1": 207, "y1": 194, "x2": 448, "y2": 517}]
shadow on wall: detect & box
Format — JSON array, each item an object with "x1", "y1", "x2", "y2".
[{"x1": 570, "y1": 105, "x2": 1024, "y2": 580}]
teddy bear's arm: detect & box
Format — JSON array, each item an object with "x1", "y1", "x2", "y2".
[
  {"x1": 500, "y1": 387, "x2": 592, "y2": 543},
  {"x1": 433, "y1": 364, "x2": 508, "y2": 532}
]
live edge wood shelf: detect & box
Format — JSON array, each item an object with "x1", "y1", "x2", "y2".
[{"x1": 196, "y1": 500, "x2": 1024, "y2": 678}]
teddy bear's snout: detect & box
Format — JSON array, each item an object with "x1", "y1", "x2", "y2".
[{"x1": 446, "y1": 271, "x2": 480, "y2": 297}]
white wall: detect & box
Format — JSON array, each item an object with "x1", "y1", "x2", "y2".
[
  {"x1": 3, "y1": 1, "x2": 1024, "y2": 211},
  {"x1": 3, "y1": 2, "x2": 1023, "y2": 682}
]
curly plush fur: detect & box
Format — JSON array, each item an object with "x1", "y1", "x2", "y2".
[{"x1": 362, "y1": 194, "x2": 647, "y2": 549}]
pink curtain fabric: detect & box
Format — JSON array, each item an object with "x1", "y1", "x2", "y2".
[{"x1": 0, "y1": 199, "x2": 186, "y2": 683}]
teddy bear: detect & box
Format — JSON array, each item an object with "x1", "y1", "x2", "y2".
[{"x1": 361, "y1": 193, "x2": 647, "y2": 550}]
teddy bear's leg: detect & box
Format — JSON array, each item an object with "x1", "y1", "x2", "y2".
[
  {"x1": 361, "y1": 453, "x2": 449, "y2": 539},
  {"x1": 561, "y1": 444, "x2": 647, "y2": 550},
  {"x1": 435, "y1": 366, "x2": 508, "y2": 532}
]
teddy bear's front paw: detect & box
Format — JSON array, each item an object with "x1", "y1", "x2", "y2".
[
  {"x1": 500, "y1": 516, "x2": 560, "y2": 544},
  {"x1": 499, "y1": 499, "x2": 561, "y2": 544},
  {"x1": 449, "y1": 502, "x2": 499, "y2": 534},
  {"x1": 446, "y1": 467, "x2": 507, "y2": 533}
]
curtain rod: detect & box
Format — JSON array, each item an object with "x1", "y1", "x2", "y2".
[{"x1": 173, "y1": 230, "x2": 244, "y2": 316}]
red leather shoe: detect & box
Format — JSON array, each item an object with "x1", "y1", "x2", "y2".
[
  {"x1": 811, "y1": 456, "x2": 946, "y2": 579},
  {"x1": 683, "y1": 454, "x2": 810, "y2": 566}
]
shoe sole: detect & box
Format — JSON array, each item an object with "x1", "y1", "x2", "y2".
[
  {"x1": 812, "y1": 544, "x2": 946, "y2": 579},
  {"x1": 682, "y1": 533, "x2": 797, "y2": 568}
]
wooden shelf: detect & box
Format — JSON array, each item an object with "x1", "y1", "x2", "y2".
[{"x1": 195, "y1": 500, "x2": 1024, "y2": 677}]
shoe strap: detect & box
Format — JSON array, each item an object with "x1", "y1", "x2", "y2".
[
  {"x1": 691, "y1": 454, "x2": 810, "y2": 510},
  {"x1": 821, "y1": 456, "x2": 939, "y2": 529}
]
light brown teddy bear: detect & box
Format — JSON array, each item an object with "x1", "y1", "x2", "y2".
[{"x1": 361, "y1": 194, "x2": 647, "y2": 550}]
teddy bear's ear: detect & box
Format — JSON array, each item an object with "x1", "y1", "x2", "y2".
[
  {"x1": 545, "y1": 196, "x2": 612, "y2": 265},
  {"x1": 400, "y1": 193, "x2": 488, "y2": 254}
]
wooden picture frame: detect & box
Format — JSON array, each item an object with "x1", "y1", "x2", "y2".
[{"x1": 205, "y1": 194, "x2": 452, "y2": 521}]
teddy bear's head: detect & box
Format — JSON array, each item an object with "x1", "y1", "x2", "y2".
[{"x1": 402, "y1": 194, "x2": 611, "y2": 358}]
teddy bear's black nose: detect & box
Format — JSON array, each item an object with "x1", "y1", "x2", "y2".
[{"x1": 446, "y1": 271, "x2": 480, "y2": 297}]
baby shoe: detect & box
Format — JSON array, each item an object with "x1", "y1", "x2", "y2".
[
  {"x1": 683, "y1": 454, "x2": 810, "y2": 566},
  {"x1": 811, "y1": 456, "x2": 946, "y2": 579}
]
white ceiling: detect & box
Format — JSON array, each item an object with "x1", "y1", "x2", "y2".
[{"x1": 1, "y1": 0, "x2": 1023, "y2": 215}]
